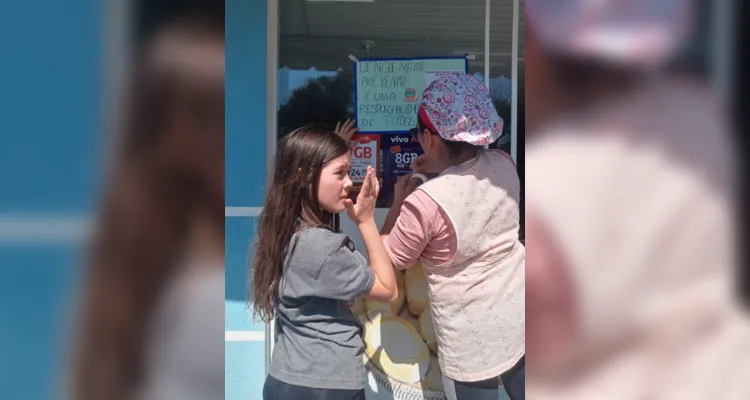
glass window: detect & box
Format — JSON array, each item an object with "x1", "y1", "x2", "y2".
[
  {"x1": 277, "y1": 0, "x2": 523, "y2": 214},
  {"x1": 278, "y1": 0, "x2": 490, "y2": 134},
  {"x1": 489, "y1": 0, "x2": 524, "y2": 241},
  {"x1": 279, "y1": 0, "x2": 499, "y2": 208}
]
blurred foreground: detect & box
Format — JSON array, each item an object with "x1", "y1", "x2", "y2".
[
  {"x1": 525, "y1": 1, "x2": 748, "y2": 399},
  {"x1": 0, "y1": 3, "x2": 225, "y2": 400}
]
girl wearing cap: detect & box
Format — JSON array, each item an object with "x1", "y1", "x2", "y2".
[
  {"x1": 524, "y1": 1, "x2": 750, "y2": 399},
  {"x1": 380, "y1": 72, "x2": 525, "y2": 400}
]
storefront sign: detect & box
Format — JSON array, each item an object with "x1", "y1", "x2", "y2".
[{"x1": 354, "y1": 57, "x2": 468, "y2": 133}]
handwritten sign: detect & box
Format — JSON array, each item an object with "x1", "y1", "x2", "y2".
[{"x1": 355, "y1": 58, "x2": 467, "y2": 133}]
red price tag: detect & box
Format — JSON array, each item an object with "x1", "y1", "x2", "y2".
[{"x1": 350, "y1": 134, "x2": 379, "y2": 184}]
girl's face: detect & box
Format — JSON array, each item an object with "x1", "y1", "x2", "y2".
[{"x1": 317, "y1": 152, "x2": 353, "y2": 213}]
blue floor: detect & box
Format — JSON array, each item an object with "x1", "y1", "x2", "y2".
[
  {"x1": 225, "y1": 216, "x2": 266, "y2": 398},
  {"x1": 226, "y1": 335, "x2": 267, "y2": 400}
]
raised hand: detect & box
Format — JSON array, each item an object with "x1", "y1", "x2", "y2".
[
  {"x1": 344, "y1": 166, "x2": 379, "y2": 225},
  {"x1": 393, "y1": 173, "x2": 420, "y2": 206},
  {"x1": 334, "y1": 119, "x2": 359, "y2": 142},
  {"x1": 411, "y1": 154, "x2": 436, "y2": 174}
]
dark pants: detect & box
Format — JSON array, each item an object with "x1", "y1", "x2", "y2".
[
  {"x1": 263, "y1": 374, "x2": 365, "y2": 400},
  {"x1": 444, "y1": 356, "x2": 525, "y2": 400},
  {"x1": 500, "y1": 355, "x2": 525, "y2": 400}
]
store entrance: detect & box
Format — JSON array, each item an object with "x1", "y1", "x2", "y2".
[
  {"x1": 277, "y1": 0, "x2": 525, "y2": 236},
  {"x1": 275, "y1": 1, "x2": 522, "y2": 399}
]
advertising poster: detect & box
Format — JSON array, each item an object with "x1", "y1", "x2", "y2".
[
  {"x1": 348, "y1": 134, "x2": 381, "y2": 201},
  {"x1": 380, "y1": 133, "x2": 424, "y2": 205},
  {"x1": 352, "y1": 56, "x2": 466, "y2": 208}
]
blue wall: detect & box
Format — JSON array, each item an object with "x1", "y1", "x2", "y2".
[
  {"x1": 0, "y1": 1, "x2": 101, "y2": 214},
  {"x1": 0, "y1": 0, "x2": 101, "y2": 398},
  {"x1": 0, "y1": 0, "x2": 270, "y2": 397},
  {"x1": 225, "y1": 0, "x2": 270, "y2": 398}
]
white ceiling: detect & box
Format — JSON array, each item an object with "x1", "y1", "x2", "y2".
[{"x1": 279, "y1": 0, "x2": 524, "y2": 81}]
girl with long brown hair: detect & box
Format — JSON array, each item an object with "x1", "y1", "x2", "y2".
[
  {"x1": 251, "y1": 126, "x2": 398, "y2": 400},
  {"x1": 71, "y1": 16, "x2": 224, "y2": 400}
]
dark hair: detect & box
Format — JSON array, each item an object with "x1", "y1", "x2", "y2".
[
  {"x1": 417, "y1": 115, "x2": 478, "y2": 158},
  {"x1": 72, "y1": 16, "x2": 224, "y2": 400},
  {"x1": 251, "y1": 125, "x2": 351, "y2": 323},
  {"x1": 549, "y1": 53, "x2": 639, "y2": 92}
]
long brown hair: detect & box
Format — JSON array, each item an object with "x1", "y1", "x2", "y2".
[
  {"x1": 71, "y1": 16, "x2": 224, "y2": 400},
  {"x1": 251, "y1": 126, "x2": 350, "y2": 323}
]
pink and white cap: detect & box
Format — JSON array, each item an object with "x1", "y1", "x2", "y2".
[
  {"x1": 418, "y1": 72, "x2": 504, "y2": 146},
  {"x1": 526, "y1": 0, "x2": 694, "y2": 68}
]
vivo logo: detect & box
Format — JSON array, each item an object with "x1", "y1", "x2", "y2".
[{"x1": 390, "y1": 137, "x2": 410, "y2": 144}]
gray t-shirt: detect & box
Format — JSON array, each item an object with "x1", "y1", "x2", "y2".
[{"x1": 268, "y1": 227, "x2": 376, "y2": 390}]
